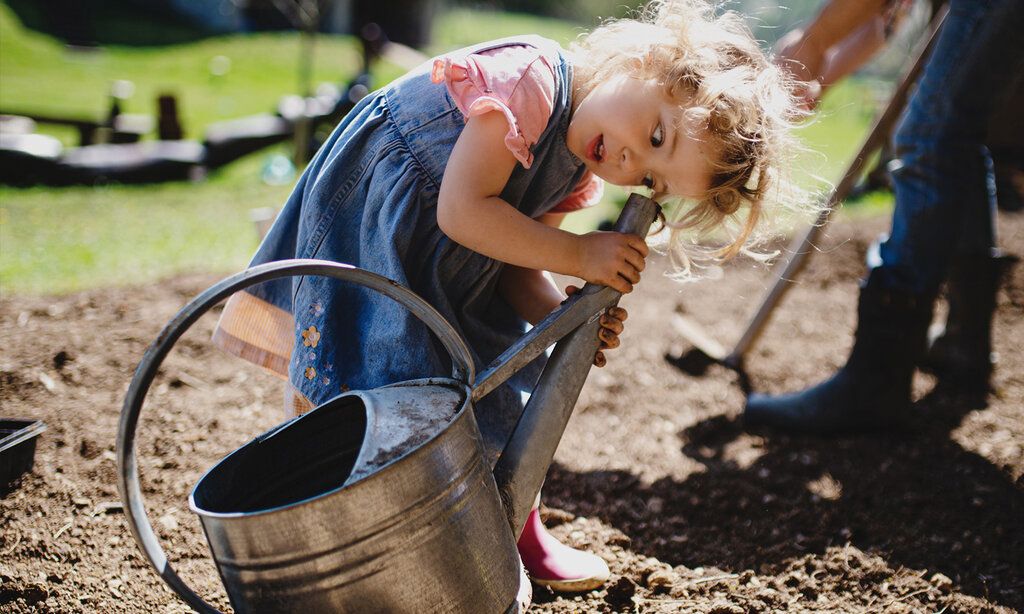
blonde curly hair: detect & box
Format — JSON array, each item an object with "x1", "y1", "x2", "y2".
[{"x1": 570, "y1": 0, "x2": 810, "y2": 277}]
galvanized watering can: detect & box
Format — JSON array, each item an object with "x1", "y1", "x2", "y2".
[{"x1": 117, "y1": 194, "x2": 659, "y2": 613}]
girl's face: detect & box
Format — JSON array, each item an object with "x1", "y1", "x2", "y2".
[{"x1": 568, "y1": 75, "x2": 716, "y2": 199}]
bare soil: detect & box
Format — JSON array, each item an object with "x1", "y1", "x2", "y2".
[{"x1": 2, "y1": 210, "x2": 1022, "y2": 613}]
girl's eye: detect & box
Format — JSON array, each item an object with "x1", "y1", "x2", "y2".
[
  {"x1": 642, "y1": 174, "x2": 656, "y2": 190},
  {"x1": 651, "y1": 123, "x2": 664, "y2": 147}
]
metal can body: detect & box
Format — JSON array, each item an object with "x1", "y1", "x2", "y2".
[{"x1": 189, "y1": 379, "x2": 520, "y2": 613}]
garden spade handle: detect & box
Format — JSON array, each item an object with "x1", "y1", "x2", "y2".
[{"x1": 116, "y1": 260, "x2": 474, "y2": 614}]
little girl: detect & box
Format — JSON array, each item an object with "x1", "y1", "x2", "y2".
[{"x1": 214, "y1": 0, "x2": 798, "y2": 594}]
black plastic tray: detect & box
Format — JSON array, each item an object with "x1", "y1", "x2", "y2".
[{"x1": 1, "y1": 419, "x2": 46, "y2": 494}]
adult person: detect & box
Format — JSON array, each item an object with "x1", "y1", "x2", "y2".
[{"x1": 745, "y1": 0, "x2": 1024, "y2": 434}]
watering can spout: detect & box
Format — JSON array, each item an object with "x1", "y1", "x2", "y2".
[{"x1": 488, "y1": 194, "x2": 661, "y2": 538}]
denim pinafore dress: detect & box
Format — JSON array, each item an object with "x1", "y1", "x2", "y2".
[{"x1": 215, "y1": 36, "x2": 587, "y2": 463}]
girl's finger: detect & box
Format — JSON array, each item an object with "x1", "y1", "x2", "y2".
[
  {"x1": 561, "y1": 285, "x2": 579, "y2": 305},
  {"x1": 610, "y1": 276, "x2": 633, "y2": 294},
  {"x1": 598, "y1": 327, "x2": 620, "y2": 347},
  {"x1": 620, "y1": 266, "x2": 641, "y2": 284},
  {"x1": 607, "y1": 307, "x2": 628, "y2": 322},
  {"x1": 624, "y1": 249, "x2": 646, "y2": 273},
  {"x1": 599, "y1": 315, "x2": 624, "y2": 334},
  {"x1": 627, "y1": 236, "x2": 650, "y2": 257}
]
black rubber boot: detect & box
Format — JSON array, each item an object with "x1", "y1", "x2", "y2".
[
  {"x1": 744, "y1": 268, "x2": 936, "y2": 435},
  {"x1": 994, "y1": 162, "x2": 1023, "y2": 212},
  {"x1": 923, "y1": 249, "x2": 1018, "y2": 394}
]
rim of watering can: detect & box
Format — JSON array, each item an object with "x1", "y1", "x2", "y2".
[
  {"x1": 115, "y1": 259, "x2": 475, "y2": 614},
  {"x1": 186, "y1": 376, "x2": 473, "y2": 520}
]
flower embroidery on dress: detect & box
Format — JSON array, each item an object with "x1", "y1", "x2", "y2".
[
  {"x1": 307, "y1": 350, "x2": 316, "y2": 361},
  {"x1": 309, "y1": 302, "x2": 324, "y2": 316},
  {"x1": 304, "y1": 366, "x2": 317, "y2": 380},
  {"x1": 322, "y1": 376, "x2": 331, "y2": 386},
  {"x1": 301, "y1": 325, "x2": 320, "y2": 348}
]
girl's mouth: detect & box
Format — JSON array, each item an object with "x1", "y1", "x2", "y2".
[{"x1": 587, "y1": 134, "x2": 605, "y2": 163}]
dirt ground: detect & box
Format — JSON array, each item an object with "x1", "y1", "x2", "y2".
[{"x1": 1, "y1": 209, "x2": 1022, "y2": 613}]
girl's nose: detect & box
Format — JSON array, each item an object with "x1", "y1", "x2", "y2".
[{"x1": 619, "y1": 148, "x2": 636, "y2": 173}]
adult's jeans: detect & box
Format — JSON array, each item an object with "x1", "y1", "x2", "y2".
[{"x1": 879, "y1": 0, "x2": 1024, "y2": 295}]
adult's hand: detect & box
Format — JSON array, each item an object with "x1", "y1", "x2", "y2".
[
  {"x1": 774, "y1": 0, "x2": 890, "y2": 112},
  {"x1": 775, "y1": 28, "x2": 826, "y2": 112}
]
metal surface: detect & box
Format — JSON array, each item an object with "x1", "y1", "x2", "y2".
[
  {"x1": 473, "y1": 286, "x2": 623, "y2": 402},
  {"x1": 670, "y1": 7, "x2": 948, "y2": 375},
  {"x1": 190, "y1": 379, "x2": 520, "y2": 613},
  {"x1": 117, "y1": 260, "x2": 476, "y2": 614},
  {"x1": 490, "y1": 194, "x2": 661, "y2": 536}
]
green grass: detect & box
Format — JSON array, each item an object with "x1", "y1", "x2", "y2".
[
  {"x1": 0, "y1": 6, "x2": 364, "y2": 142},
  {"x1": 429, "y1": 8, "x2": 586, "y2": 53},
  {"x1": 0, "y1": 4, "x2": 881, "y2": 296},
  {"x1": 0, "y1": 152, "x2": 296, "y2": 294},
  {"x1": 0, "y1": 5, "x2": 590, "y2": 296}
]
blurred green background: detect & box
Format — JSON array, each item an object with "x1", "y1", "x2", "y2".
[{"x1": 0, "y1": 0, "x2": 924, "y2": 295}]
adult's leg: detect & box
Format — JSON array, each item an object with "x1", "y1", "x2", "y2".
[
  {"x1": 744, "y1": 0, "x2": 1024, "y2": 434},
  {"x1": 881, "y1": 0, "x2": 1024, "y2": 294},
  {"x1": 922, "y1": 30, "x2": 1024, "y2": 391}
]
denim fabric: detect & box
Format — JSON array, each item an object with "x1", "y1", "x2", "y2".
[
  {"x1": 246, "y1": 36, "x2": 587, "y2": 463},
  {"x1": 879, "y1": 0, "x2": 1024, "y2": 295}
]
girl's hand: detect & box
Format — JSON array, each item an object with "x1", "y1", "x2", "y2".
[
  {"x1": 575, "y1": 231, "x2": 649, "y2": 294},
  {"x1": 566, "y1": 285, "x2": 627, "y2": 368}
]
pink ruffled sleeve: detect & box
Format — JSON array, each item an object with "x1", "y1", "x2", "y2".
[
  {"x1": 549, "y1": 171, "x2": 604, "y2": 213},
  {"x1": 431, "y1": 45, "x2": 556, "y2": 169}
]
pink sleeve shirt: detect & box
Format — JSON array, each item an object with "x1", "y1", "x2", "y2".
[{"x1": 431, "y1": 43, "x2": 602, "y2": 213}]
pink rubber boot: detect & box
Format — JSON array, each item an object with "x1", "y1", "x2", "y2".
[{"x1": 516, "y1": 507, "x2": 610, "y2": 592}]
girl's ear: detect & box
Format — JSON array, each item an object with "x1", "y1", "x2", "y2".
[
  {"x1": 620, "y1": 51, "x2": 646, "y2": 76},
  {"x1": 633, "y1": 52, "x2": 651, "y2": 72}
]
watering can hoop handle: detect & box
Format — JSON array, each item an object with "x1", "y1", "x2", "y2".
[{"x1": 115, "y1": 259, "x2": 475, "y2": 614}]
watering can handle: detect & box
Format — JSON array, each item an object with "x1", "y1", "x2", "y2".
[{"x1": 116, "y1": 260, "x2": 475, "y2": 614}]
